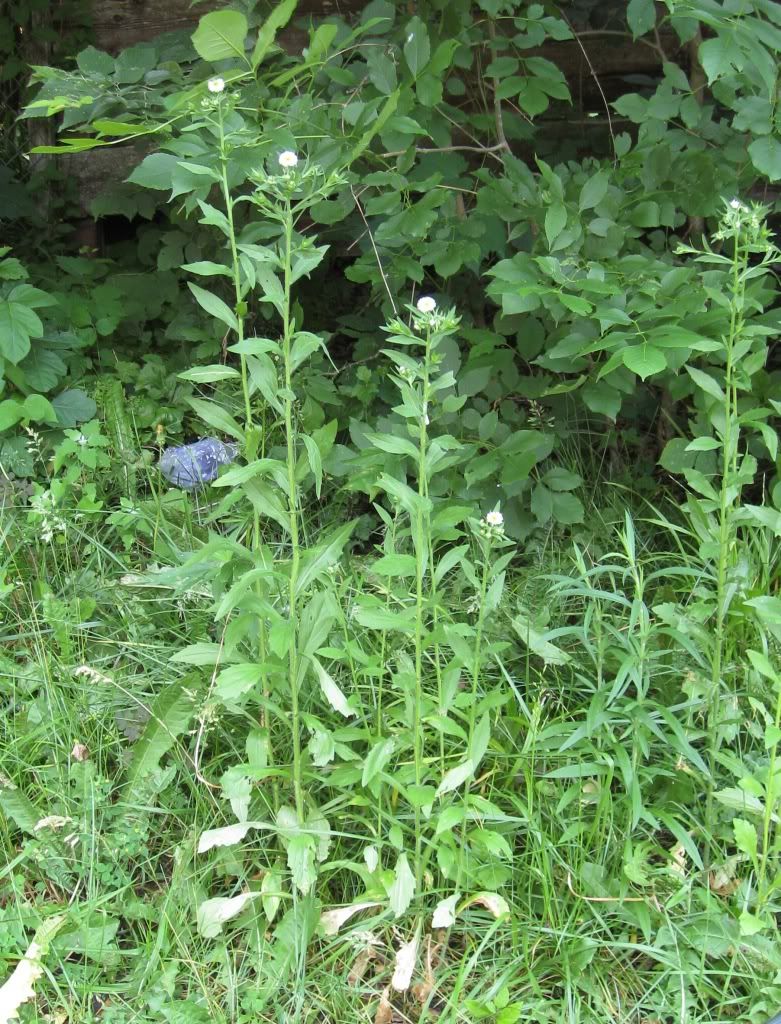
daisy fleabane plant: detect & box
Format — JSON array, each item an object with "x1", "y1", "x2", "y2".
[
  {"x1": 278, "y1": 150, "x2": 298, "y2": 170},
  {"x1": 207, "y1": 77, "x2": 225, "y2": 94},
  {"x1": 416, "y1": 295, "x2": 436, "y2": 313}
]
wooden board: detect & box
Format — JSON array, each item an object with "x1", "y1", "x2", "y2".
[{"x1": 91, "y1": 0, "x2": 366, "y2": 53}]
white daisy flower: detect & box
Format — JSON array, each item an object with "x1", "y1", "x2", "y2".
[
  {"x1": 207, "y1": 77, "x2": 225, "y2": 94},
  {"x1": 278, "y1": 150, "x2": 299, "y2": 169},
  {"x1": 416, "y1": 295, "x2": 436, "y2": 313},
  {"x1": 485, "y1": 509, "x2": 504, "y2": 527}
]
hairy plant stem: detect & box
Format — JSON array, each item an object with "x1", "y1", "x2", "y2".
[
  {"x1": 216, "y1": 106, "x2": 275, "y2": 800},
  {"x1": 216, "y1": 103, "x2": 252, "y2": 432},
  {"x1": 706, "y1": 232, "x2": 744, "y2": 856},
  {"x1": 281, "y1": 194, "x2": 305, "y2": 824},
  {"x1": 412, "y1": 326, "x2": 433, "y2": 886}
]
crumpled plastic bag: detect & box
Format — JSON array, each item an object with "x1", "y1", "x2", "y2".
[{"x1": 159, "y1": 437, "x2": 238, "y2": 490}]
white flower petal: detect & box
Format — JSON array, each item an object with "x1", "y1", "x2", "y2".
[{"x1": 416, "y1": 295, "x2": 437, "y2": 313}]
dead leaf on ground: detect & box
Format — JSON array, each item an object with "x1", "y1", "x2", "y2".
[{"x1": 374, "y1": 986, "x2": 394, "y2": 1024}]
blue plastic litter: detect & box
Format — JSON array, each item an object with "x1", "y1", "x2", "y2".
[{"x1": 159, "y1": 437, "x2": 239, "y2": 490}]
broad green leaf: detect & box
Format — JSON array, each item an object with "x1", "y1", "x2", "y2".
[
  {"x1": 0, "y1": 300, "x2": 41, "y2": 363},
  {"x1": 362, "y1": 736, "x2": 396, "y2": 788},
  {"x1": 365, "y1": 432, "x2": 419, "y2": 459},
  {"x1": 187, "y1": 397, "x2": 245, "y2": 441},
  {"x1": 512, "y1": 612, "x2": 570, "y2": 665},
  {"x1": 351, "y1": 90, "x2": 399, "y2": 161},
  {"x1": 295, "y1": 519, "x2": 356, "y2": 596},
  {"x1": 748, "y1": 136, "x2": 781, "y2": 181},
  {"x1": 545, "y1": 203, "x2": 567, "y2": 246},
  {"x1": 215, "y1": 663, "x2": 263, "y2": 702},
  {"x1": 623, "y1": 345, "x2": 666, "y2": 380},
  {"x1": 52, "y1": 389, "x2": 96, "y2": 427},
  {"x1": 403, "y1": 17, "x2": 430, "y2": 77},
  {"x1": 685, "y1": 365, "x2": 724, "y2": 402},
  {"x1": 0, "y1": 778, "x2": 40, "y2": 834},
  {"x1": 192, "y1": 10, "x2": 248, "y2": 63},
  {"x1": 127, "y1": 152, "x2": 180, "y2": 190},
  {"x1": 627, "y1": 0, "x2": 656, "y2": 36},
  {"x1": 188, "y1": 283, "x2": 239, "y2": 332},
  {"x1": 436, "y1": 759, "x2": 475, "y2": 798},
  {"x1": 0, "y1": 399, "x2": 23, "y2": 431},
  {"x1": 371, "y1": 553, "x2": 417, "y2": 577},
  {"x1": 733, "y1": 818, "x2": 758, "y2": 861},
  {"x1": 290, "y1": 331, "x2": 324, "y2": 372},
  {"x1": 22, "y1": 394, "x2": 56, "y2": 423},
  {"x1": 578, "y1": 170, "x2": 609, "y2": 210},
  {"x1": 287, "y1": 833, "x2": 317, "y2": 894},
  {"x1": 123, "y1": 676, "x2": 200, "y2": 793}
]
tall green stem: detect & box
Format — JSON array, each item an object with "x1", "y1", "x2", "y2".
[
  {"x1": 412, "y1": 327, "x2": 433, "y2": 884},
  {"x1": 216, "y1": 103, "x2": 253, "y2": 432},
  {"x1": 280, "y1": 196, "x2": 304, "y2": 823},
  {"x1": 706, "y1": 233, "x2": 745, "y2": 848}
]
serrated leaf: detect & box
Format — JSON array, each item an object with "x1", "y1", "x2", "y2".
[{"x1": 123, "y1": 677, "x2": 200, "y2": 793}]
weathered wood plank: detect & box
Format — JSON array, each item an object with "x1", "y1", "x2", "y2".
[{"x1": 91, "y1": 0, "x2": 366, "y2": 53}]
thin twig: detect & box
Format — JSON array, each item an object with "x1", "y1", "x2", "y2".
[
  {"x1": 555, "y1": 7, "x2": 617, "y2": 163},
  {"x1": 350, "y1": 184, "x2": 397, "y2": 315},
  {"x1": 380, "y1": 142, "x2": 509, "y2": 159},
  {"x1": 487, "y1": 20, "x2": 512, "y2": 154}
]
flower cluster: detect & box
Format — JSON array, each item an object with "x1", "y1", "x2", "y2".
[
  {"x1": 480, "y1": 507, "x2": 505, "y2": 541},
  {"x1": 29, "y1": 489, "x2": 66, "y2": 544},
  {"x1": 716, "y1": 196, "x2": 773, "y2": 250}
]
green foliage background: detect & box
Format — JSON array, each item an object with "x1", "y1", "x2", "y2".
[{"x1": 2, "y1": 2, "x2": 781, "y2": 1023}]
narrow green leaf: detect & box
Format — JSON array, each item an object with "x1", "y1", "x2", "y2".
[
  {"x1": 252, "y1": 0, "x2": 298, "y2": 69},
  {"x1": 188, "y1": 283, "x2": 239, "y2": 332}
]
